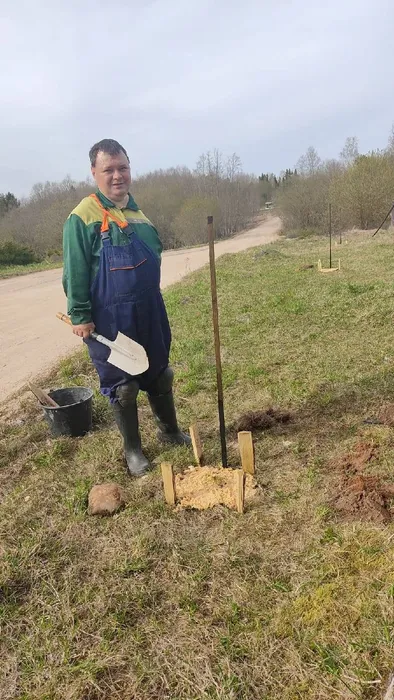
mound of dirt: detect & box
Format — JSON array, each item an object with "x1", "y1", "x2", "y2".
[
  {"x1": 363, "y1": 403, "x2": 394, "y2": 426},
  {"x1": 88, "y1": 483, "x2": 126, "y2": 516},
  {"x1": 174, "y1": 466, "x2": 258, "y2": 511},
  {"x1": 331, "y1": 440, "x2": 394, "y2": 524},
  {"x1": 336, "y1": 440, "x2": 378, "y2": 474},
  {"x1": 334, "y1": 474, "x2": 394, "y2": 525},
  {"x1": 234, "y1": 407, "x2": 292, "y2": 433},
  {"x1": 378, "y1": 403, "x2": 394, "y2": 427}
]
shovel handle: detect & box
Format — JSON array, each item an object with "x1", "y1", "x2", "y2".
[
  {"x1": 56, "y1": 311, "x2": 99, "y2": 342},
  {"x1": 56, "y1": 312, "x2": 72, "y2": 326}
]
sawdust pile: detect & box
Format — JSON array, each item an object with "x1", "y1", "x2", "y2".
[
  {"x1": 174, "y1": 466, "x2": 259, "y2": 511},
  {"x1": 234, "y1": 407, "x2": 292, "y2": 433},
  {"x1": 331, "y1": 440, "x2": 394, "y2": 524}
]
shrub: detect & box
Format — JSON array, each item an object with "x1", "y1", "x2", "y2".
[{"x1": 0, "y1": 241, "x2": 41, "y2": 266}]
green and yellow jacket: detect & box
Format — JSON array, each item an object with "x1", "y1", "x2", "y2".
[{"x1": 62, "y1": 190, "x2": 162, "y2": 325}]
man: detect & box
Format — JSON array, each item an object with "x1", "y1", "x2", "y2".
[{"x1": 62, "y1": 138, "x2": 190, "y2": 476}]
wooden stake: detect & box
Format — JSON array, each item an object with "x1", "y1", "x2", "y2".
[
  {"x1": 189, "y1": 424, "x2": 203, "y2": 465},
  {"x1": 207, "y1": 215, "x2": 228, "y2": 467},
  {"x1": 235, "y1": 470, "x2": 245, "y2": 514},
  {"x1": 161, "y1": 463, "x2": 176, "y2": 505},
  {"x1": 238, "y1": 431, "x2": 255, "y2": 475}
]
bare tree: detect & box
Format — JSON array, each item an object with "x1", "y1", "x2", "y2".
[
  {"x1": 297, "y1": 146, "x2": 322, "y2": 176},
  {"x1": 225, "y1": 153, "x2": 242, "y2": 181},
  {"x1": 339, "y1": 136, "x2": 359, "y2": 166},
  {"x1": 387, "y1": 123, "x2": 394, "y2": 156}
]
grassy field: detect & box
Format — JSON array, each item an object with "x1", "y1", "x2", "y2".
[
  {"x1": 2, "y1": 231, "x2": 394, "y2": 699},
  {"x1": 0, "y1": 260, "x2": 62, "y2": 279}
]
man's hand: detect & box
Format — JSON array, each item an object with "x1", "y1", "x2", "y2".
[{"x1": 72, "y1": 322, "x2": 95, "y2": 339}]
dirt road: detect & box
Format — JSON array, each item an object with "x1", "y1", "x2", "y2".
[{"x1": 0, "y1": 216, "x2": 280, "y2": 401}]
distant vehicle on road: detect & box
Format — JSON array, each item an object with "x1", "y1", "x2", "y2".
[{"x1": 265, "y1": 201, "x2": 273, "y2": 210}]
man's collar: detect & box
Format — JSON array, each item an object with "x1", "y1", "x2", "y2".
[{"x1": 96, "y1": 189, "x2": 139, "y2": 211}]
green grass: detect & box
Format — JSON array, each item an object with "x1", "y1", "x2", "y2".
[
  {"x1": 2, "y1": 230, "x2": 394, "y2": 698},
  {"x1": 0, "y1": 260, "x2": 62, "y2": 279}
]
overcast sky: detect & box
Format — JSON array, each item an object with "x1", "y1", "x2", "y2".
[{"x1": 1, "y1": 0, "x2": 392, "y2": 196}]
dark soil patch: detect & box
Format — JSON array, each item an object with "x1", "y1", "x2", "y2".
[
  {"x1": 331, "y1": 440, "x2": 394, "y2": 524},
  {"x1": 233, "y1": 407, "x2": 292, "y2": 433},
  {"x1": 378, "y1": 402, "x2": 394, "y2": 427},
  {"x1": 336, "y1": 440, "x2": 378, "y2": 474},
  {"x1": 363, "y1": 403, "x2": 394, "y2": 426}
]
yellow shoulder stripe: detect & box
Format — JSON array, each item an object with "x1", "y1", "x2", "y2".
[
  {"x1": 70, "y1": 197, "x2": 152, "y2": 227},
  {"x1": 70, "y1": 196, "x2": 103, "y2": 226}
]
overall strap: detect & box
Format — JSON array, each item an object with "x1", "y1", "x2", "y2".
[{"x1": 90, "y1": 193, "x2": 129, "y2": 237}]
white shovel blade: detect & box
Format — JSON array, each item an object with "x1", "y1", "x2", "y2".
[{"x1": 108, "y1": 332, "x2": 149, "y2": 376}]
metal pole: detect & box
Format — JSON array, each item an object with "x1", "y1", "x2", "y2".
[
  {"x1": 207, "y1": 216, "x2": 228, "y2": 468},
  {"x1": 329, "y1": 203, "x2": 332, "y2": 269},
  {"x1": 339, "y1": 208, "x2": 342, "y2": 245}
]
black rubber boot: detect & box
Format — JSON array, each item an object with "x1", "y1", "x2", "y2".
[
  {"x1": 147, "y1": 367, "x2": 192, "y2": 446},
  {"x1": 112, "y1": 382, "x2": 152, "y2": 477}
]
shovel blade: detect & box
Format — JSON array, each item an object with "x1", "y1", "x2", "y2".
[{"x1": 108, "y1": 332, "x2": 149, "y2": 376}]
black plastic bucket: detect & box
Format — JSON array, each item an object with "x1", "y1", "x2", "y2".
[{"x1": 42, "y1": 387, "x2": 94, "y2": 437}]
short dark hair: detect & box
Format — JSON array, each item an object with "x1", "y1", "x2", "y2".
[{"x1": 89, "y1": 139, "x2": 129, "y2": 167}]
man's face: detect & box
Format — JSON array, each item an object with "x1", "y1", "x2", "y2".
[{"x1": 91, "y1": 151, "x2": 131, "y2": 203}]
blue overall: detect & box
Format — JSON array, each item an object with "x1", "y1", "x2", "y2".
[{"x1": 84, "y1": 199, "x2": 171, "y2": 402}]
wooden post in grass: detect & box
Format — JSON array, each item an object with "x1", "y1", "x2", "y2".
[
  {"x1": 207, "y1": 215, "x2": 228, "y2": 468},
  {"x1": 189, "y1": 424, "x2": 203, "y2": 466},
  {"x1": 161, "y1": 463, "x2": 176, "y2": 505},
  {"x1": 235, "y1": 470, "x2": 245, "y2": 514},
  {"x1": 238, "y1": 431, "x2": 255, "y2": 475}
]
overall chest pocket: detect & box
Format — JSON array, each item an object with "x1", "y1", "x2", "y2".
[{"x1": 108, "y1": 240, "x2": 158, "y2": 298}]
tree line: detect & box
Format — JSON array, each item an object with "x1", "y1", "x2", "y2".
[
  {"x1": 258, "y1": 169, "x2": 298, "y2": 205},
  {"x1": 275, "y1": 128, "x2": 394, "y2": 235},
  {"x1": 0, "y1": 192, "x2": 19, "y2": 218},
  {"x1": 0, "y1": 150, "x2": 262, "y2": 264}
]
